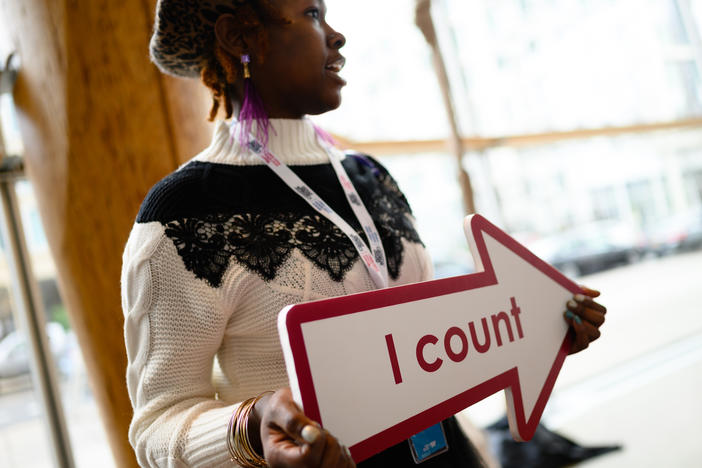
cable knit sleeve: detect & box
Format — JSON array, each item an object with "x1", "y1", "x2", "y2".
[{"x1": 122, "y1": 222, "x2": 240, "y2": 467}]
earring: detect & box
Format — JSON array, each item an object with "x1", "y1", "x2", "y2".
[
  {"x1": 238, "y1": 54, "x2": 271, "y2": 148},
  {"x1": 242, "y1": 53, "x2": 251, "y2": 79}
]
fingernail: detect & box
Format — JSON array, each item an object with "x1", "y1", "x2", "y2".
[
  {"x1": 301, "y1": 425, "x2": 321, "y2": 444},
  {"x1": 564, "y1": 311, "x2": 575, "y2": 320},
  {"x1": 567, "y1": 299, "x2": 577, "y2": 309},
  {"x1": 574, "y1": 315, "x2": 583, "y2": 325},
  {"x1": 574, "y1": 294, "x2": 586, "y2": 302}
]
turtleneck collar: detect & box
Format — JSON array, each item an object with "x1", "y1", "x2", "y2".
[{"x1": 194, "y1": 118, "x2": 344, "y2": 166}]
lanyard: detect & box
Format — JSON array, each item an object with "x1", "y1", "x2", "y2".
[{"x1": 232, "y1": 122, "x2": 389, "y2": 290}]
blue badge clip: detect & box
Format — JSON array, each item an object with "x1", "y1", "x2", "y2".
[{"x1": 408, "y1": 422, "x2": 449, "y2": 464}]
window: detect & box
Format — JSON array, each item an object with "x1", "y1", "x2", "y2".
[
  {"x1": 685, "y1": 168, "x2": 702, "y2": 203},
  {"x1": 316, "y1": 7, "x2": 702, "y2": 463},
  {"x1": 321, "y1": 0, "x2": 702, "y2": 270},
  {"x1": 0, "y1": 71, "x2": 114, "y2": 468},
  {"x1": 591, "y1": 186, "x2": 621, "y2": 221}
]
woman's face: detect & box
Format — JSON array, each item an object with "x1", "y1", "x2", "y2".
[{"x1": 251, "y1": 0, "x2": 346, "y2": 118}]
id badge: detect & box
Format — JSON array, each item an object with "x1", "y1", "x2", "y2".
[{"x1": 408, "y1": 422, "x2": 449, "y2": 464}]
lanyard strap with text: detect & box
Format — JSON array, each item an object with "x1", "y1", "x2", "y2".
[{"x1": 241, "y1": 129, "x2": 389, "y2": 290}]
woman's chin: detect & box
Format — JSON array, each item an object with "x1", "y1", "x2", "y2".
[{"x1": 309, "y1": 93, "x2": 343, "y2": 116}]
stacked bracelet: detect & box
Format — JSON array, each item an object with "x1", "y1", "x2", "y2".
[{"x1": 227, "y1": 391, "x2": 272, "y2": 467}]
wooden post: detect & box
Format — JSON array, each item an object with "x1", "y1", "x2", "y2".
[
  {"x1": 0, "y1": 0, "x2": 212, "y2": 466},
  {"x1": 415, "y1": 0, "x2": 476, "y2": 215}
]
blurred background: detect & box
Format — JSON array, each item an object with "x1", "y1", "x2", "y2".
[{"x1": 1, "y1": 0, "x2": 701, "y2": 467}]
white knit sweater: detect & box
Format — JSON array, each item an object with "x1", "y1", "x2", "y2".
[{"x1": 121, "y1": 119, "x2": 434, "y2": 467}]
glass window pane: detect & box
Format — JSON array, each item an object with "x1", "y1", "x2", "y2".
[
  {"x1": 0, "y1": 252, "x2": 54, "y2": 468},
  {"x1": 472, "y1": 128, "x2": 702, "y2": 275},
  {"x1": 14, "y1": 180, "x2": 115, "y2": 468},
  {"x1": 378, "y1": 153, "x2": 474, "y2": 275},
  {"x1": 0, "y1": 94, "x2": 24, "y2": 157},
  {"x1": 441, "y1": 0, "x2": 702, "y2": 135}
]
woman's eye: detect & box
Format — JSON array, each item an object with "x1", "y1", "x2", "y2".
[{"x1": 305, "y1": 8, "x2": 320, "y2": 19}]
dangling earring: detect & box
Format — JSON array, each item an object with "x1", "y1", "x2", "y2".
[
  {"x1": 242, "y1": 53, "x2": 251, "y2": 79},
  {"x1": 238, "y1": 54, "x2": 271, "y2": 148}
]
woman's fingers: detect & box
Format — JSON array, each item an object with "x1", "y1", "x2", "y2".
[
  {"x1": 260, "y1": 388, "x2": 355, "y2": 467},
  {"x1": 571, "y1": 294, "x2": 607, "y2": 314},
  {"x1": 565, "y1": 308, "x2": 603, "y2": 354},
  {"x1": 566, "y1": 299, "x2": 606, "y2": 326},
  {"x1": 579, "y1": 284, "x2": 601, "y2": 298},
  {"x1": 261, "y1": 389, "x2": 324, "y2": 466},
  {"x1": 300, "y1": 424, "x2": 354, "y2": 468},
  {"x1": 571, "y1": 316, "x2": 590, "y2": 352},
  {"x1": 565, "y1": 287, "x2": 606, "y2": 355},
  {"x1": 565, "y1": 312, "x2": 594, "y2": 353},
  {"x1": 318, "y1": 432, "x2": 356, "y2": 468},
  {"x1": 265, "y1": 389, "x2": 309, "y2": 442}
]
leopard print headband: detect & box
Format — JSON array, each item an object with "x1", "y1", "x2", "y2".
[{"x1": 150, "y1": 0, "x2": 245, "y2": 78}]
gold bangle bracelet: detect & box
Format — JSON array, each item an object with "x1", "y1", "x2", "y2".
[
  {"x1": 226, "y1": 402, "x2": 248, "y2": 465},
  {"x1": 228, "y1": 397, "x2": 261, "y2": 467},
  {"x1": 227, "y1": 391, "x2": 273, "y2": 468}
]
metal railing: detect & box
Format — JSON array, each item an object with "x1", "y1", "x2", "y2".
[{"x1": 0, "y1": 53, "x2": 75, "y2": 468}]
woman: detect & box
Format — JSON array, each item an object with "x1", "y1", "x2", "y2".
[{"x1": 122, "y1": 1, "x2": 606, "y2": 467}]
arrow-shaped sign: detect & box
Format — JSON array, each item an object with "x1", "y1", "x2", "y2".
[{"x1": 278, "y1": 214, "x2": 583, "y2": 463}]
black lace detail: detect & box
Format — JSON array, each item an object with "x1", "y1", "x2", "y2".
[
  {"x1": 371, "y1": 170, "x2": 423, "y2": 277},
  {"x1": 294, "y1": 215, "x2": 358, "y2": 281},
  {"x1": 166, "y1": 213, "x2": 373, "y2": 287},
  {"x1": 164, "y1": 217, "x2": 232, "y2": 287},
  {"x1": 146, "y1": 156, "x2": 424, "y2": 287}
]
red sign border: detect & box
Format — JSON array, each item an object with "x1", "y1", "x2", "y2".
[{"x1": 283, "y1": 214, "x2": 582, "y2": 462}]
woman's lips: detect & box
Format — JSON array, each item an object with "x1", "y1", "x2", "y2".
[
  {"x1": 325, "y1": 57, "x2": 347, "y2": 85},
  {"x1": 325, "y1": 57, "x2": 345, "y2": 72}
]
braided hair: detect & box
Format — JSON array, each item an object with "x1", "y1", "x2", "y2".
[{"x1": 200, "y1": 0, "x2": 289, "y2": 121}]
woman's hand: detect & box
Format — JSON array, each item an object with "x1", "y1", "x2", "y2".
[
  {"x1": 564, "y1": 285, "x2": 606, "y2": 354},
  {"x1": 250, "y1": 388, "x2": 356, "y2": 468}
]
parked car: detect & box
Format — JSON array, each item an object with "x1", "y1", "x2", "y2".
[
  {"x1": 680, "y1": 211, "x2": 702, "y2": 251},
  {"x1": 525, "y1": 221, "x2": 644, "y2": 277},
  {"x1": 0, "y1": 322, "x2": 68, "y2": 379},
  {"x1": 643, "y1": 208, "x2": 702, "y2": 255}
]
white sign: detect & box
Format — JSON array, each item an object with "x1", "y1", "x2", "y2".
[{"x1": 278, "y1": 215, "x2": 582, "y2": 463}]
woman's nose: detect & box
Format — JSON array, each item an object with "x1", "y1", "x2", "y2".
[{"x1": 328, "y1": 31, "x2": 346, "y2": 49}]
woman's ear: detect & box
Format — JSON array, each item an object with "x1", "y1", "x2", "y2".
[{"x1": 214, "y1": 14, "x2": 248, "y2": 57}]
